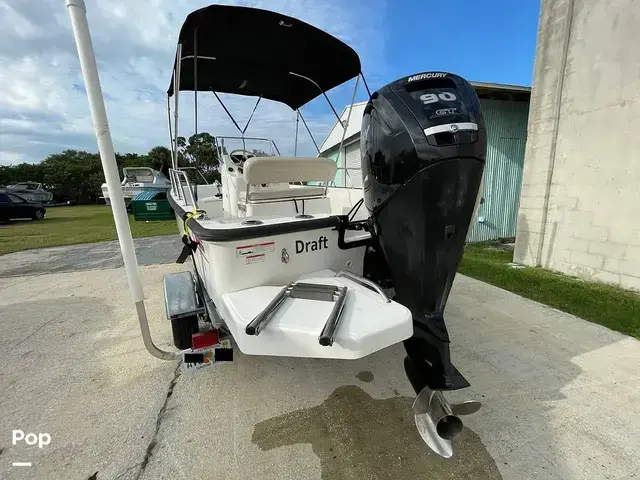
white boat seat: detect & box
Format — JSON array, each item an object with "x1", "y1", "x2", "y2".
[
  {"x1": 240, "y1": 186, "x2": 325, "y2": 202},
  {"x1": 243, "y1": 156, "x2": 337, "y2": 185}
]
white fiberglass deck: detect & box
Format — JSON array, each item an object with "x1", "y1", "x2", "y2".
[
  {"x1": 197, "y1": 213, "x2": 333, "y2": 230},
  {"x1": 221, "y1": 269, "x2": 413, "y2": 359}
]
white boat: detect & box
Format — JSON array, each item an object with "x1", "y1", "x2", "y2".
[
  {"x1": 68, "y1": 2, "x2": 486, "y2": 459},
  {"x1": 100, "y1": 167, "x2": 171, "y2": 205},
  {"x1": 5, "y1": 182, "x2": 53, "y2": 203}
]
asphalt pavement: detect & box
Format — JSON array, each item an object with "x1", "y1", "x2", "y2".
[{"x1": 0, "y1": 236, "x2": 182, "y2": 277}]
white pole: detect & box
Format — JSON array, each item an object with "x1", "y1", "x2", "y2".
[{"x1": 66, "y1": 0, "x2": 178, "y2": 360}]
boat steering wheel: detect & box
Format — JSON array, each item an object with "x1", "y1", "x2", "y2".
[{"x1": 229, "y1": 149, "x2": 256, "y2": 165}]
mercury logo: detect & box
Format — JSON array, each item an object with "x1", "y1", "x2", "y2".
[{"x1": 407, "y1": 72, "x2": 447, "y2": 82}]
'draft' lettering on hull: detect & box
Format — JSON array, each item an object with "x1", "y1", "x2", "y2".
[{"x1": 295, "y1": 236, "x2": 329, "y2": 254}]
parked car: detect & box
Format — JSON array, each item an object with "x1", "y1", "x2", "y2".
[{"x1": 0, "y1": 191, "x2": 46, "y2": 221}]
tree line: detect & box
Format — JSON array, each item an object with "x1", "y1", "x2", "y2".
[{"x1": 0, "y1": 133, "x2": 220, "y2": 204}]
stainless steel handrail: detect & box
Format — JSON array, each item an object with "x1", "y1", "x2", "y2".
[
  {"x1": 170, "y1": 170, "x2": 182, "y2": 200},
  {"x1": 335, "y1": 270, "x2": 391, "y2": 303},
  {"x1": 245, "y1": 281, "x2": 350, "y2": 343},
  {"x1": 169, "y1": 168, "x2": 196, "y2": 207},
  {"x1": 178, "y1": 166, "x2": 210, "y2": 185},
  {"x1": 245, "y1": 283, "x2": 294, "y2": 335},
  {"x1": 184, "y1": 174, "x2": 196, "y2": 207},
  {"x1": 318, "y1": 286, "x2": 348, "y2": 346}
]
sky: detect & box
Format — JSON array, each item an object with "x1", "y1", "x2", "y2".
[{"x1": 0, "y1": 0, "x2": 541, "y2": 166}]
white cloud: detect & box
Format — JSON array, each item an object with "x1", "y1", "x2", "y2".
[
  {"x1": 0, "y1": 151, "x2": 27, "y2": 165},
  {"x1": 0, "y1": 0, "x2": 387, "y2": 165}
]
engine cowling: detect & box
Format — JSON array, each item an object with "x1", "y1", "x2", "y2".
[{"x1": 361, "y1": 72, "x2": 487, "y2": 392}]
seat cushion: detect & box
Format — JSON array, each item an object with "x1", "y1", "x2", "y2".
[
  {"x1": 243, "y1": 156, "x2": 337, "y2": 184},
  {"x1": 241, "y1": 186, "x2": 325, "y2": 202}
]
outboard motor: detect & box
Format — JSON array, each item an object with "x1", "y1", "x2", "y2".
[{"x1": 360, "y1": 72, "x2": 486, "y2": 457}]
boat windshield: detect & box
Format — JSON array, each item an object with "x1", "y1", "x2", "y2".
[
  {"x1": 124, "y1": 168, "x2": 155, "y2": 183},
  {"x1": 215, "y1": 136, "x2": 280, "y2": 158}
]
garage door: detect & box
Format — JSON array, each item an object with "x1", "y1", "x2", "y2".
[{"x1": 344, "y1": 142, "x2": 362, "y2": 188}]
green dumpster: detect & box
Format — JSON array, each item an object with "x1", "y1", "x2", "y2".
[{"x1": 131, "y1": 190, "x2": 174, "y2": 221}]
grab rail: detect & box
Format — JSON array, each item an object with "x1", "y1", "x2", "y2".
[
  {"x1": 178, "y1": 166, "x2": 210, "y2": 185},
  {"x1": 170, "y1": 170, "x2": 180, "y2": 200},
  {"x1": 245, "y1": 282, "x2": 350, "y2": 346},
  {"x1": 334, "y1": 270, "x2": 391, "y2": 303},
  {"x1": 245, "y1": 282, "x2": 294, "y2": 335},
  {"x1": 169, "y1": 168, "x2": 197, "y2": 208},
  {"x1": 318, "y1": 286, "x2": 348, "y2": 346}
]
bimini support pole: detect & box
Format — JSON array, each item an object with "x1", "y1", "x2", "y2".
[
  {"x1": 298, "y1": 111, "x2": 320, "y2": 154},
  {"x1": 336, "y1": 74, "x2": 360, "y2": 188},
  {"x1": 173, "y1": 43, "x2": 182, "y2": 169},
  {"x1": 66, "y1": 0, "x2": 179, "y2": 361},
  {"x1": 294, "y1": 110, "x2": 300, "y2": 156}
]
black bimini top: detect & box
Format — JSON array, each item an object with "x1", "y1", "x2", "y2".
[{"x1": 167, "y1": 4, "x2": 362, "y2": 110}]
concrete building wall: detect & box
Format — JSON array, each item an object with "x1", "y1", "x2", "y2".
[{"x1": 514, "y1": 0, "x2": 640, "y2": 291}]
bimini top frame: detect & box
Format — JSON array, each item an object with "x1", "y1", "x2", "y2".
[{"x1": 166, "y1": 4, "x2": 372, "y2": 168}]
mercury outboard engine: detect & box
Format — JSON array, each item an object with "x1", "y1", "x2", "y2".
[{"x1": 359, "y1": 72, "x2": 486, "y2": 457}]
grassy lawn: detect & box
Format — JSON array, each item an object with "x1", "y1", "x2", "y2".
[
  {"x1": 0, "y1": 205, "x2": 177, "y2": 255},
  {"x1": 3, "y1": 206, "x2": 638, "y2": 339},
  {"x1": 459, "y1": 242, "x2": 640, "y2": 339}
]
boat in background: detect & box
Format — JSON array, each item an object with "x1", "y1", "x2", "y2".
[
  {"x1": 5, "y1": 182, "x2": 54, "y2": 204},
  {"x1": 100, "y1": 167, "x2": 171, "y2": 205}
]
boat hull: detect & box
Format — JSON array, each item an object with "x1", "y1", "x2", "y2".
[{"x1": 169, "y1": 191, "x2": 415, "y2": 359}]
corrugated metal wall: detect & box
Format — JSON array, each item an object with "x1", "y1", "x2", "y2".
[
  {"x1": 323, "y1": 149, "x2": 344, "y2": 186},
  {"x1": 467, "y1": 99, "x2": 529, "y2": 242},
  {"x1": 322, "y1": 142, "x2": 359, "y2": 188},
  {"x1": 344, "y1": 142, "x2": 363, "y2": 188}
]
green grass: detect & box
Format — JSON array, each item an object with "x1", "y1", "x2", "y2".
[
  {"x1": 0, "y1": 205, "x2": 177, "y2": 255},
  {"x1": 459, "y1": 242, "x2": 640, "y2": 339},
  {"x1": 3, "y1": 207, "x2": 638, "y2": 338}
]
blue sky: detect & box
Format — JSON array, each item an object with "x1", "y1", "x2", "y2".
[
  {"x1": 304, "y1": 0, "x2": 541, "y2": 127},
  {"x1": 381, "y1": 0, "x2": 541, "y2": 88},
  {"x1": 0, "y1": 0, "x2": 541, "y2": 164},
  {"x1": 328, "y1": 0, "x2": 541, "y2": 106}
]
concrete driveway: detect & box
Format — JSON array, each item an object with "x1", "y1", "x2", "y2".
[{"x1": 0, "y1": 241, "x2": 639, "y2": 479}]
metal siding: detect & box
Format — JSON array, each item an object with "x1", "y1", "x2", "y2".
[
  {"x1": 468, "y1": 99, "x2": 529, "y2": 242},
  {"x1": 344, "y1": 142, "x2": 363, "y2": 188},
  {"x1": 319, "y1": 103, "x2": 367, "y2": 152},
  {"x1": 320, "y1": 148, "x2": 345, "y2": 187},
  {"x1": 320, "y1": 98, "x2": 529, "y2": 239}
]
